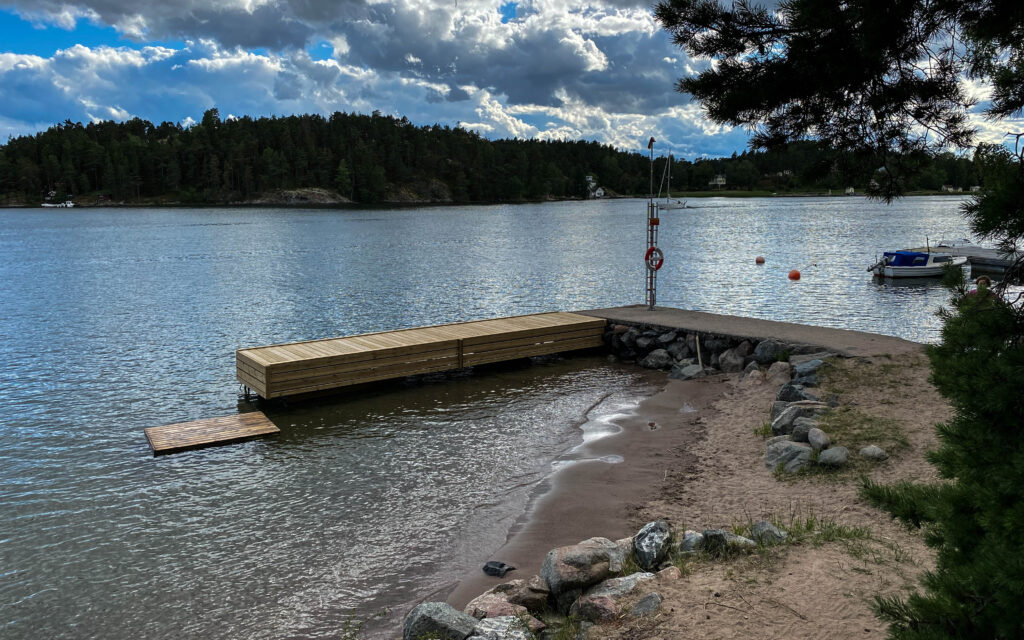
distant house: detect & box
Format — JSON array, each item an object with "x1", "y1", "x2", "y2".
[
  {"x1": 585, "y1": 174, "x2": 606, "y2": 199},
  {"x1": 709, "y1": 174, "x2": 726, "y2": 189},
  {"x1": 970, "y1": 185, "x2": 981, "y2": 192},
  {"x1": 845, "y1": 186, "x2": 855, "y2": 195},
  {"x1": 942, "y1": 184, "x2": 963, "y2": 193}
]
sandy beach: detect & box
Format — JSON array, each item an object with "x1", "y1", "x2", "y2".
[{"x1": 441, "y1": 308, "x2": 947, "y2": 639}]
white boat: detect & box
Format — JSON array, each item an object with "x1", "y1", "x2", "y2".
[
  {"x1": 41, "y1": 199, "x2": 75, "y2": 208},
  {"x1": 657, "y1": 155, "x2": 688, "y2": 211},
  {"x1": 868, "y1": 250, "x2": 968, "y2": 277}
]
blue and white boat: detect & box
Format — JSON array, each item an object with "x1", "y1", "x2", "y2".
[{"x1": 868, "y1": 250, "x2": 968, "y2": 278}]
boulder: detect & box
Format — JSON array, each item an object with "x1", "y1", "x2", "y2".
[
  {"x1": 743, "y1": 360, "x2": 761, "y2": 377},
  {"x1": 769, "y1": 400, "x2": 791, "y2": 421},
  {"x1": 404, "y1": 602, "x2": 478, "y2": 640},
  {"x1": 630, "y1": 592, "x2": 664, "y2": 617},
  {"x1": 676, "y1": 530, "x2": 704, "y2": 554},
  {"x1": 657, "y1": 566, "x2": 681, "y2": 582},
  {"x1": 771, "y1": 401, "x2": 828, "y2": 436},
  {"x1": 735, "y1": 340, "x2": 753, "y2": 357},
  {"x1": 719, "y1": 347, "x2": 746, "y2": 373},
  {"x1": 702, "y1": 337, "x2": 731, "y2": 353},
  {"x1": 777, "y1": 383, "x2": 819, "y2": 402},
  {"x1": 464, "y1": 591, "x2": 530, "y2": 620},
  {"x1": 764, "y1": 440, "x2": 813, "y2": 473},
  {"x1": 478, "y1": 577, "x2": 549, "y2": 614},
  {"x1": 621, "y1": 327, "x2": 639, "y2": 349},
  {"x1": 635, "y1": 336, "x2": 655, "y2": 352},
  {"x1": 709, "y1": 352, "x2": 721, "y2": 369},
  {"x1": 541, "y1": 537, "x2": 624, "y2": 609},
  {"x1": 669, "y1": 363, "x2": 707, "y2": 380},
  {"x1": 765, "y1": 434, "x2": 791, "y2": 446},
  {"x1": 468, "y1": 616, "x2": 536, "y2": 640},
  {"x1": 656, "y1": 331, "x2": 678, "y2": 347},
  {"x1": 817, "y1": 446, "x2": 849, "y2": 467},
  {"x1": 633, "y1": 520, "x2": 672, "y2": 571},
  {"x1": 639, "y1": 349, "x2": 674, "y2": 370},
  {"x1": 701, "y1": 529, "x2": 756, "y2": 557},
  {"x1": 766, "y1": 361, "x2": 792, "y2": 385},
  {"x1": 860, "y1": 445, "x2": 889, "y2": 461},
  {"x1": 751, "y1": 521, "x2": 788, "y2": 545},
  {"x1": 666, "y1": 340, "x2": 690, "y2": 361},
  {"x1": 791, "y1": 418, "x2": 817, "y2": 442},
  {"x1": 793, "y1": 374, "x2": 821, "y2": 388},
  {"x1": 753, "y1": 339, "x2": 785, "y2": 364},
  {"x1": 611, "y1": 324, "x2": 630, "y2": 335},
  {"x1": 807, "y1": 428, "x2": 831, "y2": 451},
  {"x1": 793, "y1": 358, "x2": 826, "y2": 377},
  {"x1": 569, "y1": 572, "x2": 655, "y2": 622}
]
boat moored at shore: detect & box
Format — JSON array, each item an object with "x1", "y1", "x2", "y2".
[{"x1": 868, "y1": 250, "x2": 968, "y2": 278}]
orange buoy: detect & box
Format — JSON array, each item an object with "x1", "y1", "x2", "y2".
[
  {"x1": 788, "y1": 269, "x2": 801, "y2": 280},
  {"x1": 755, "y1": 256, "x2": 765, "y2": 264}
]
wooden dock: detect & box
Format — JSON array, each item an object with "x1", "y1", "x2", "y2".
[
  {"x1": 909, "y1": 244, "x2": 1021, "y2": 272},
  {"x1": 144, "y1": 411, "x2": 279, "y2": 455},
  {"x1": 236, "y1": 312, "x2": 606, "y2": 399}
]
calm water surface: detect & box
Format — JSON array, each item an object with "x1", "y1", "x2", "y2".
[{"x1": 0, "y1": 197, "x2": 972, "y2": 638}]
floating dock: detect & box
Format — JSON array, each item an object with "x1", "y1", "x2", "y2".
[
  {"x1": 236, "y1": 312, "x2": 606, "y2": 399},
  {"x1": 144, "y1": 411, "x2": 279, "y2": 455},
  {"x1": 909, "y1": 244, "x2": 1021, "y2": 272}
]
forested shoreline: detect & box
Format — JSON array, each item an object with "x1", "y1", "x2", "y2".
[{"x1": 0, "y1": 109, "x2": 980, "y2": 206}]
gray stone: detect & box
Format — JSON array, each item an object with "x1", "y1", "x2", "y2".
[
  {"x1": 702, "y1": 337, "x2": 731, "y2": 353},
  {"x1": 639, "y1": 349, "x2": 674, "y2": 370},
  {"x1": 817, "y1": 446, "x2": 850, "y2": 467},
  {"x1": 701, "y1": 529, "x2": 757, "y2": 557},
  {"x1": 860, "y1": 445, "x2": 889, "y2": 461},
  {"x1": 793, "y1": 374, "x2": 821, "y2": 388},
  {"x1": 635, "y1": 336, "x2": 655, "y2": 352},
  {"x1": 766, "y1": 361, "x2": 792, "y2": 385},
  {"x1": 807, "y1": 427, "x2": 831, "y2": 451},
  {"x1": 753, "y1": 339, "x2": 785, "y2": 364},
  {"x1": 765, "y1": 434, "x2": 791, "y2": 446},
  {"x1": 719, "y1": 347, "x2": 746, "y2": 373},
  {"x1": 570, "y1": 573, "x2": 655, "y2": 622},
  {"x1": 676, "y1": 530, "x2": 704, "y2": 554},
  {"x1": 743, "y1": 360, "x2": 761, "y2": 376},
  {"x1": 541, "y1": 537, "x2": 624, "y2": 609},
  {"x1": 620, "y1": 328, "x2": 639, "y2": 349},
  {"x1": 751, "y1": 521, "x2": 787, "y2": 545},
  {"x1": 771, "y1": 401, "x2": 828, "y2": 436},
  {"x1": 770, "y1": 400, "x2": 791, "y2": 421},
  {"x1": 469, "y1": 616, "x2": 534, "y2": 640},
  {"x1": 793, "y1": 358, "x2": 826, "y2": 377},
  {"x1": 765, "y1": 440, "x2": 813, "y2": 472},
  {"x1": 633, "y1": 520, "x2": 672, "y2": 571},
  {"x1": 666, "y1": 340, "x2": 690, "y2": 361},
  {"x1": 404, "y1": 602, "x2": 478, "y2": 640},
  {"x1": 630, "y1": 592, "x2": 664, "y2": 617},
  {"x1": 709, "y1": 352, "x2": 721, "y2": 369},
  {"x1": 777, "y1": 382, "x2": 819, "y2": 402},
  {"x1": 656, "y1": 331, "x2": 678, "y2": 347},
  {"x1": 735, "y1": 340, "x2": 753, "y2": 357},
  {"x1": 669, "y1": 363, "x2": 707, "y2": 380},
  {"x1": 791, "y1": 418, "x2": 816, "y2": 442}
]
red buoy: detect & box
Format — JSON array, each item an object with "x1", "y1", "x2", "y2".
[
  {"x1": 788, "y1": 269, "x2": 801, "y2": 280},
  {"x1": 755, "y1": 256, "x2": 765, "y2": 264}
]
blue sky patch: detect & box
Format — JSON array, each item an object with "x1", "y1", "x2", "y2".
[{"x1": 499, "y1": 2, "x2": 517, "y2": 24}]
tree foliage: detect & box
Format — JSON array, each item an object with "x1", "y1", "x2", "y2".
[{"x1": 657, "y1": 1, "x2": 1024, "y2": 637}]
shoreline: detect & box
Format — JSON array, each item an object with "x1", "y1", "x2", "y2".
[{"x1": 389, "y1": 308, "x2": 936, "y2": 638}]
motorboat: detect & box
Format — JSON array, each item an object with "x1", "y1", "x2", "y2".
[
  {"x1": 868, "y1": 250, "x2": 968, "y2": 277},
  {"x1": 41, "y1": 199, "x2": 75, "y2": 208}
]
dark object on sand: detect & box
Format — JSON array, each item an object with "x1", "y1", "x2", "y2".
[{"x1": 482, "y1": 561, "x2": 516, "y2": 577}]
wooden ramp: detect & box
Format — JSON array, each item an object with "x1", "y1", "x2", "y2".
[
  {"x1": 236, "y1": 312, "x2": 606, "y2": 399},
  {"x1": 145, "y1": 411, "x2": 279, "y2": 455}
]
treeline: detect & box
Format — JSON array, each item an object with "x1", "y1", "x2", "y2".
[{"x1": 0, "y1": 109, "x2": 981, "y2": 204}]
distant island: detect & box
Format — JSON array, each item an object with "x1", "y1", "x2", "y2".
[{"x1": 0, "y1": 109, "x2": 980, "y2": 206}]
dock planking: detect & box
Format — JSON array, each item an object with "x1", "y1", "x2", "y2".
[
  {"x1": 145, "y1": 411, "x2": 279, "y2": 455},
  {"x1": 237, "y1": 311, "x2": 606, "y2": 399}
]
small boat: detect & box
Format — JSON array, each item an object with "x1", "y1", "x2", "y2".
[
  {"x1": 868, "y1": 250, "x2": 967, "y2": 278},
  {"x1": 41, "y1": 199, "x2": 75, "y2": 208},
  {"x1": 657, "y1": 155, "x2": 689, "y2": 211}
]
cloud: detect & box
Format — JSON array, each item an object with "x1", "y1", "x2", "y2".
[{"x1": 0, "y1": 1, "x2": 749, "y2": 160}]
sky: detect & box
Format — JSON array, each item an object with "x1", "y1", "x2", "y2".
[
  {"x1": 0, "y1": 0, "x2": 751, "y2": 159},
  {"x1": 0, "y1": 1, "x2": 1017, "y2": 159}
]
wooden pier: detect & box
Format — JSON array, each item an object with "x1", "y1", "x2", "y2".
[
  {"x1": 144, "y1": 411, "x2": 279, "y2": 455},
  {"x1": 236, "y1": 312, "x2": 606, "y2": 399},
  {"x1": 909, "y1": 243, "x2": 1021, "y2": 272}
]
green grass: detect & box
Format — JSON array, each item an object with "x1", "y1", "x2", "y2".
[{"x1": 753, "y1": 421, "x2": 773, "y2": 438}]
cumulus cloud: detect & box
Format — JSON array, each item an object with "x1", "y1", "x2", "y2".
[{"x1": 0, "y1": 1, "x2": 745, "y2": 159}]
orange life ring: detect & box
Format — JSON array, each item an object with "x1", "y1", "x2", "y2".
[{"x1": 645, "y1": 246, "x2": 664, "y2": 271}]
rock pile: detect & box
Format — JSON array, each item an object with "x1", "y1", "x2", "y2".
[
  {"x1": 759, "y1": 356, "x2": 891, "y2": 472},
  {"x1": 402, "y1": 519, "x2": 785, "y2": 639},
  {"x1": 603, "y1": 323, "x2": 822, "y2": 381}
]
